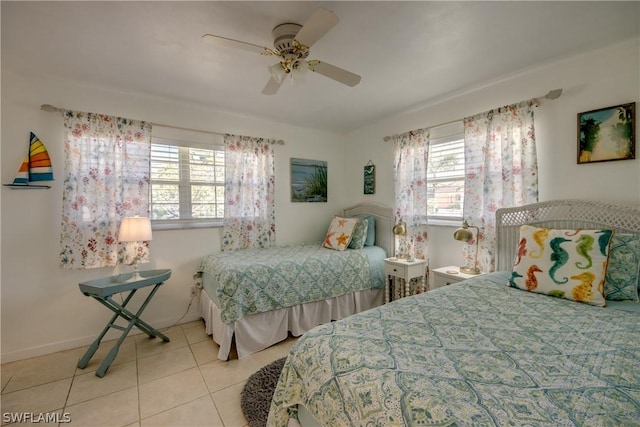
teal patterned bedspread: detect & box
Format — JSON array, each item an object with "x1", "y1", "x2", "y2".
[
  {"x1": 268, "y1": 272, "x2": 640, "y2": 426},
  {"x1": 198, "y1": 243, "x2": 385, "y2": 323}
]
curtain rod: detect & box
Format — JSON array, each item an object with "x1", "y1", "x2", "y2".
[
  {"x1": 382, "y1": 88, "x2": 562, "y2": 142},
  {"x1": 40, "y1": 104, "x2": 285, "y2": 145}
]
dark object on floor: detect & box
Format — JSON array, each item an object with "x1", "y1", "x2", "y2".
[{"x1": 240, "y1": 357, "x2": 287, "y2": 427}]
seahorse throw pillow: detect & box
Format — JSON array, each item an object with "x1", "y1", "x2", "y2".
[{"x1": 507, "y1": 225, "x2": 613, "y2": 307}]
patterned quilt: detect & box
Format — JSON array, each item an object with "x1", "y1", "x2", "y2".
[
  {"x1": 268, "y1": 272, "x2": 640, "y2": 426},
  {"x1": 198, "y1": 243, "x2": 384, "y2": 323}
]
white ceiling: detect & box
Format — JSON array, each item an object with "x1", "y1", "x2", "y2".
[{"x1": 2, "y1": 1, "x2": 639, "y2": 132}]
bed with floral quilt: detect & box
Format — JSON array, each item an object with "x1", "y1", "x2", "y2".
[
  {"x1": 197, "y1": 203, "x2": 396, "y2": 360},
  {"x1": 268, "y1": 199, "x2": 640, "y2": 426}
]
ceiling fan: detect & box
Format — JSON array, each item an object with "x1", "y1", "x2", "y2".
[{"x1": 202, "y1": 8, "x2": 361, "y2": 95}]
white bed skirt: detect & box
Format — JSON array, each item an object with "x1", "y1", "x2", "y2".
[{"x1": 198, "y1": 287, "x2": 384, "y2": 360}]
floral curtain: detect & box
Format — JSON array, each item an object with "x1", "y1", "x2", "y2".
[
  {"x1": 222, "y1": 134, "x2": 276, "y2": 251},
  {"x1": 60, "y1": 111, "x2": 152, "y2": 269},
  {"x1": 463, "y1": 100, "x2": 538, "y2": 273},
  {"x1": 392, "y1": 128, "x2": 430, "y2": 262}
]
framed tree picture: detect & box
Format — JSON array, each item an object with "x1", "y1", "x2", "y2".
[
  {"x1": 363, "y1": 162, "x2": 375, "y2": 194},
  {"x1": 578, "y1": 102, "x2": 635, "y2": 164},
  {"x1": 290, "y1": 158, "x2": 327, "y2": 202}
]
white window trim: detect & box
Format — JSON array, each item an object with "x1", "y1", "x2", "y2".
[
  {"x1": 151, "y1": 218, "x2": 223, "y2": 230},
  {"x1": 428, "y1": 218, "x2": 463, "y2": 227}
]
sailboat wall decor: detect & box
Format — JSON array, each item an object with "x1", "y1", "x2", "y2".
[{"x1": 4, "y1": 132, "x2": 54, "y2": 189}]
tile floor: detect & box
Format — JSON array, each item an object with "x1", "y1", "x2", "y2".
[{"x1": 1, "y1": 320, "x2": 297, "y2": 426}]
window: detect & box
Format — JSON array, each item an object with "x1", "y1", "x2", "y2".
[
  {"x1": 427, "y1": 122, "x2": 465, "y2": 221},
  {"x1": 150, "y1": 134, "x2": 225, "y2": 228}
]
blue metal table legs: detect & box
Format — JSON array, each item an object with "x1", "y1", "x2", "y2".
[{"x1": 78, "y1": 284, "x2": 170, "y2": 377}]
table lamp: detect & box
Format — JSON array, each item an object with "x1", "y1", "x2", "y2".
[
  {"x1": 119, "y1": 216, "x2": 152, "y2": 280},
  {"x1": 453, "y1": 221, "x2": 481, "y2": 275},
  {"x1": 393, "y1": 219, "x2": 409, "y2": 260}
]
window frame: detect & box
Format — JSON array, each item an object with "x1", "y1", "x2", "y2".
[
  {"x1": 150, "y1": 136, "x2": 225, "y2": 230},
  {"x1": 426, "y1": 126, "x2": 465, "y2": 225}
]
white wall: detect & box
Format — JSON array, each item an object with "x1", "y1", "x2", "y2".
[
  {"x1": 3, "y1": 37, "x2": 639, "y2": 362},
  {"x1": 344, "y1": 38, "x2": 640, "y2": 275},
  {"x1": 0, "y1": 70, "x2": 348, "y2": 362}
]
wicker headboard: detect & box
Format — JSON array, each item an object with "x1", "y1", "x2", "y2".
[
  {"x1": 343, "y1": 203, "x2": 395, "y2": 257},
  {"x1": 495, "y1": 199, "x2": 640, "y2": 271}
]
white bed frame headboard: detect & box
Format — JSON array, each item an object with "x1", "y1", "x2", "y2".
[
  {"x1": 343, "y1": 203, "x2": 395, "y2": 257},
  {"x1": 496, "y1": 199, "x2": 640, "y2": 271}
]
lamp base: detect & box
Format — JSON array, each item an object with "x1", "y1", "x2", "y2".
[
  {"x1": 127, "y1": 272, "x2": 143, "y2": 282},
  {"x1": 459, "y1": 266, "x2": 481, "y2": 275},
  {"x1": 126, "y1": 261, "x2": 143, "y2": 282},
  {"x1": 395, "y1": 253, "x2": 416, "y2": 262}
]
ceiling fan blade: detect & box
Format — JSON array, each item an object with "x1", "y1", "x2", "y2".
[
  {"x1": 202, "y1": 34, "x2": 274, "y2": 56},
  {"x1": 294, "y1": 8, "x2": 339, "y2": 48},
  {"x1": 309, "y1": 61, "x2": 361, "y2": 87},
  {"x1": 262, "y1": 76, "x2": 286, "y2": 95}
]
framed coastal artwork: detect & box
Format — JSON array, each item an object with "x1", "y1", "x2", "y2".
[
  {"x1": 577, "y1": 102, "x2": 635, "y2": 164},
  {"x1": 290, "y1": 158, "x2": 327, "y2": 202}
]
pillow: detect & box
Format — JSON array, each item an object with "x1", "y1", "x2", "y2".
[
  {"x1": 508, "y1": 225, "x2": 613, "y2": 307},
  {"x1": 352, "y1": 214, "x2": 375, "y2": 246},
  {"x1": 604, "y1": 233, "x2": 640, "y2": 301},
  {"x1": 322, "y1": 216, "x2": 359, "y2": 251},
  {"x1": 348, "y1": 218, "x2": 369, "y2": 249}
]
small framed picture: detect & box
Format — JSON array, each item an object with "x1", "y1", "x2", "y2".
[
  {"x1": 577, "y1": 102, "x2": 635, "y2": 164},
  {"x1": 364, "y1": 163, "x2": 375, "y2": 194}
]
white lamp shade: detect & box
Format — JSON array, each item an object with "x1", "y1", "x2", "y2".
[
  {"x1": 291, "y1": 59, "x2": 309, "y2": 85},
  {"x1": 269, "y1": 62, "x2": 288, "y2": 84},
  {"x1": 119, "y1": 216, "x2": 152, "y2": 242}
]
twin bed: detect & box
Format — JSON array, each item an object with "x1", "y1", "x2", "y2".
[
  {"x1": 266, "y1": 199, "x2": 640, "y2": 426},
  {"x1": 197, "y1": 203, "x2": 395, "y2": 360}
]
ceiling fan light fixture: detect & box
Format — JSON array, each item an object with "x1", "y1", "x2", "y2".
[
  {"x1": 291, "y1": 60, "x2": 309, "y2": 85},
  {"x1": 269, "y1": 62, "x2": 288, "y2": 84},
  {"x1": 294, "y1": 59, "x2": 309, "y2": 73},
  {"x1": 204, "y1": 8, "x2": 360, "y2": 95}
]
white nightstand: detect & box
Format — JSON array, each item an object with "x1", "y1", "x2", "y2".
[
  {"x1": 432, "y1": 266, "x2": 484, "y2": 289},
  {"x1": 384, "y1": 257, "x2": 428, "y2": 302}
]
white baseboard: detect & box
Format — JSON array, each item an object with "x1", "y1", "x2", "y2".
[{"x1": 0, "y1": 313, "x2": 202, "y2": 364}]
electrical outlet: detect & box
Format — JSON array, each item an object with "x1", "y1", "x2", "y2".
[{"x1": 190, "y1": 285, "x2": 197, "y2": 297}]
